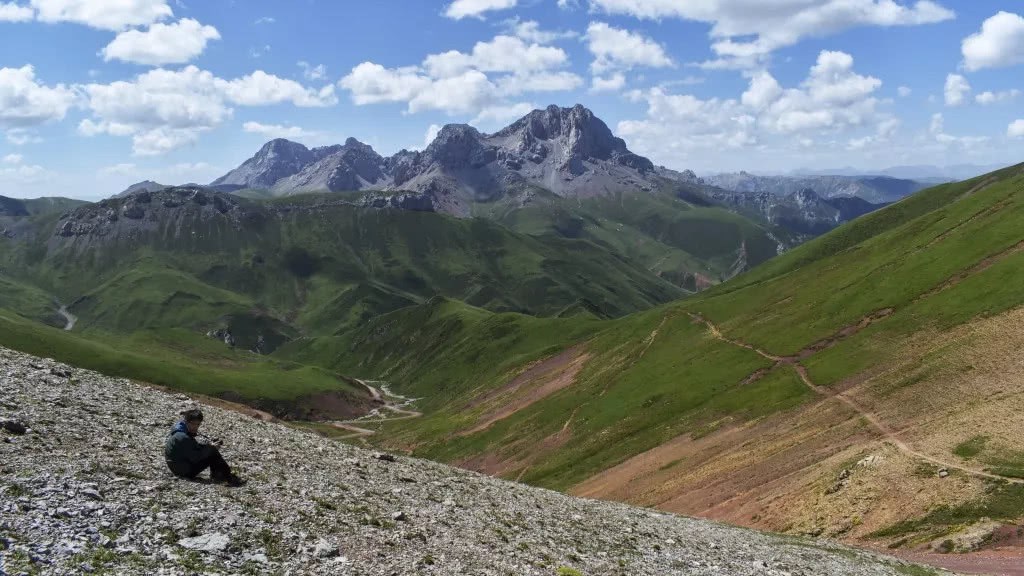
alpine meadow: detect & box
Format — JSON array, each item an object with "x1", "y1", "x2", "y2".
[{"x1": 2, "y1": 1, "x2": 1024, "y2": 575}]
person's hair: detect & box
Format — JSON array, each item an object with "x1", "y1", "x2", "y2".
[{"x1": 180, "y1": 409, "x2": 204, "y2": 423}]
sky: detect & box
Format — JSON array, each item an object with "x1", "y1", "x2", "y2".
[{"x1": 1, "y1": 0, "x2": 1023, "y2": 199}]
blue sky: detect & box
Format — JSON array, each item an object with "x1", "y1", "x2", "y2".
[{"x1": 1, "y1": 0, "x2": 1022, "y2": 199}]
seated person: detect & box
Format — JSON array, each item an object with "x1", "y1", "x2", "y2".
[{"x1": 165, "y1": 409, "x2": 244, "y2": 487}]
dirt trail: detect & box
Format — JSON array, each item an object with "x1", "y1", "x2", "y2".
[
  {"x1": 688, "y1": 312, "x2": 1024, "y2": 486},
  {"x1": 55, "y1": 302, "x2": 77, "y2": 331},
  {"x1": 327, "y1": 380, "x2": 422, "y2": 441}
]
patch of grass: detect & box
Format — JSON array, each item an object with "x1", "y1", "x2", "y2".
[
  {"x1": 953, "y1": 435, "x2": 989, "y2": 459},
  {"x1": 870, "y1": 482, "x2": 1024, "y2": 538},
  {"x1": 556, "y1": 567, "x2": 583, "y2": 576}
]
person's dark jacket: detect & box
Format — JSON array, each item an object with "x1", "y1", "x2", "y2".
[{"x1": 164, "y1": 421, "x2": 213, "y2": 477}]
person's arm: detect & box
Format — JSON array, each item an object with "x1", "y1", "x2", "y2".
[{"x1": 181, "y1": 434, "x2": 214, "y2": 464}]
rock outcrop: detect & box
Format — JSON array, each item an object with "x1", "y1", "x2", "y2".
[
  {"x1": 210, "y1": 105, "x2": 670, "y2": 217},
  {"x1": 0, "y1": 346, "x2": 948, "y2": 575}
]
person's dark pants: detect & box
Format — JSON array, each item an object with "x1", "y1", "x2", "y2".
[{"x1": 170, "y1": 448, "x2": 232, "y2": 480}]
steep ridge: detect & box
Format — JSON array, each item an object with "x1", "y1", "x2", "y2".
[
  {"x1": 0, "y1": 346, "x2": 947, "y2": 575},
  {"x1": 705, "y1": 172, "x2": 929, "y2": 203},
  {"x1": 312, "y1": 163, "x2": 1024, "y2": 563},
  {"x1": 209, "y1": 105, "x2": 887, "y2": 236}
]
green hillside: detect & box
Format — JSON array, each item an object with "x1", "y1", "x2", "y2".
[{"x1": 298, "y1": 163, "x2": 1024, "y2": 544}]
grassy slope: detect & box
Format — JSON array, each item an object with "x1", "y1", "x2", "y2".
[
  {"x1": 329, "y1": 164, "x2": 1024, "y2": 537},
  {"x1": 0, "y1": 309, "x2": 364, "y2": 403}
]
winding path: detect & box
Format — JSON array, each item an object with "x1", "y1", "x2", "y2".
[
  {"x1": 327, "y1": 379, "x2": 422, "y2": 441},
  {"x1": 56, "y1": 303, "x2": 77, "y2": 331},
  {"x1": 688, "y1": 312, "x2": 1024, "y2": 486}
]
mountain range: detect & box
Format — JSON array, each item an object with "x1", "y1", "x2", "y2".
[
  {"x1": 206, "y1": 105, "x2": 892, "y2": 238},
  {"x1": 3, "y1": 103, "x2": 1020, "y2": 573},
  {"x1": 704, "y1": 172, "x2": 928, "y2": 204}
]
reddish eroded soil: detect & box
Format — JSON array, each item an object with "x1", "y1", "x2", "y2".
[
  {"x1": 884, "y1": 546, "x2": 1024, "y2": 576},
  {"x1": 461, "y1": 347, "x2": 591, "y2": 436}
]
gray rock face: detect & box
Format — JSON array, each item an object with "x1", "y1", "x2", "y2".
[
  {"x1": 210, "y1": 105, "x2": 667, "y2": 217},
  {"x1": 705, "y1": 172, "x2": 928, "y2": 203},
  {"x1": 213, "y1": 139, "x2": 315, "y2": 189},
  {"x1": 178, "y1": 532, "x2": 230, "y2": 552},
  {"x1": 706, "y1": 186, "x2": 886, "y2": 236},
  {"x1": 0, "y1": 346, "x2": 952, "y2": 575}
]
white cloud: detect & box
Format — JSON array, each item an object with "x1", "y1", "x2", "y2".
[
  {"x1": 254, "y1": 16, "x2": 274, "y2": 24},
  {"x1": 590, "y1": 73, "x2": 626, "y2": 93},
  {"x1": 339, "y1": 33, "x2": 578, "y2": 118},
  {"x1": 339, "y1": 63, "x2": 433, "y2": 106},
  {"x1": 617, "y1": 50, "x2": 892, "y2": 168},
  {"x1": 976, "y1": 89, "x2": 1020, "y2": 105},
  {"x1": 100, "y1": 162, "x2": 137, "y2": 176},
  {"x1": 586, "y1": 22, "x2": 673, "y2": 73},
  {"x1": 962, "y1": 11, "x2": 1024, "y2": 72},
  {"x1": 242, "y1": 121, "x2": 313, "y2": 140},
  {"x1": 498, "y1": 71, "x2": 582, "y2": 95},
  {"x1": 0, "y1": 2, "x2": 34, "y2": 21},
  {"x1": 2, "y1": 153, "x2": 23, "y2": 164},
  {"x1": 0, "y1": 160, "x2": 49, "y2": 183},
  {"x1": 5, "y1": 129, "x2": 42, "y2": 146},
  {"x1": 589, "y1": 0, "x2": 954, "y2": 68},
  {"x1": 944, "y1": 74, "x2": 970, "y2": 106},
  {"x1": 472, "y1": 102, "x2": 534, "y2": 127},
  {"x1": 0, "y1": 66, "x2": 77, "y2": 131},
  {"x1": 929, "y1": 112, "x2": 989, "y2": 148},
  {"x1": 298, "y1": 61, "x2": 327, "y2": 81},
  {"x1": 423, "y1": 35, "x2": 568, "y2": 78},
  {"x1": 102, "y1": 18, "x2": 220, "y2": 65},
  {"x1": 1009, "y1": 119, "x2": 1024, "y2": 138},
  {"x1": 408, "y1": 70, "x2": 497, "y2": 115},
  {"x1": 443, "y1": 0, "x2": 515, "y2": 20},
  {"x1": 504, "y1": 18, "x2": 577, "y2": 43},
  {"x1": 30, "y1": 0, "x2": 172, "y2": 30},
  {"x1": 897, "y1": 86, "x2": 912, "y2": 97},
  {"x1": 80, "y1": 66, "x2": 336, "y2": 155},
  {"x1": 422, "y1": 124, "x2": 441, "y2": 149}
]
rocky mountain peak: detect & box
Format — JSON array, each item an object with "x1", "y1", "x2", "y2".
[{"x1": 213, "y1": 139, "x2": 314, "y2": 189}]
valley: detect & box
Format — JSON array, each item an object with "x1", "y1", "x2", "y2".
[{"x1": 0, "y1": 106, "x2": 1021, "y2": 574}]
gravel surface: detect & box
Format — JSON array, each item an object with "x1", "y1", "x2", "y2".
[{"x1": 0, "y1": 346, "x2": 954, "y2": 575}]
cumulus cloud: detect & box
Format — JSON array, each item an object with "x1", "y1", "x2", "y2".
[
  {"x1": 298, "y1": 61, "x2": 327, "y2": 81},
  {"x1": 339, "y1": 33, "x2": 580, "y2": 119},
  {"x1": 897, "y1": 86, "x2": 912, "y2": 97},
  {"x1": 504, "y1": 18, "x2": 577, "y2": 43},
  {"x1": 0, "y1": 154, "x2": 49, "y2": 183},
  {"x1": 962, "y1": 11, "x2": 1024, "y2": 72},
  {"x1": 1009, "y1": 119, "x2": 1024, "y2": 138},
  {"x1": 591, "y1": 73, "x2": 626, "y2": 93},
  {"x1": 0, "y1": 66, "x2": 77, "y2": 131},
  {"x1": 423, "y1": 35, "x2": 568, "y2": 78},
  {"x1": 3, "y1": 153, "x2": 23, "y2": 164},
  {"x1": 102, "y1": 18, "x2": 220, "y2": 65},
  {"x1": 976, "y1": 89, "x2": 1020, "y2": 105},
  {"x1": 422, "y1": 124, "x2": 442, "y2": 149},
  {"x1": 242, "y1": 121, "x2": 317, "y2": 140},
  {"x1": 944, "y1": 74, "x2": 970, "y2": 106},
  {"x1": 443, "y1": 0, "x2": 515, "y2": 20},
  {"x1": 30, "y1": 0, "x2": 172, "y2": 30},
  {"x1": 617, "y1": 50, "x2": 894, "y2": 167},
  {"x1": 586, "y1": 22, "x2": 673, "y2": 73},
  {"x1": 589, "y1": 0, "x2": 954, "y2": 68},
  {"x1": 79, "y1": 66, "x2": 337, "y2": 155},
  {"x1": 472, "y1": 101, "x2": 535, "y2": 127},
  {"x1": 339, "y1": 63, "x2": 434, "y2": 106},
  {"x1": 0, "y1": 2, "x2": 34, "y2": 21}
]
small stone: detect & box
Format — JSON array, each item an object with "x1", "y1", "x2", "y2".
[
  {"x1": 313, "y1": 539, "x2": 338, "y2": 558},
  {"x1": 1, "y1": 420, "x2": 27, "y2": 435},
  {"x1": 80, "y1": 489, "x2": 103, "y2": 501},
  {"x1": 938, "y1": 468, "x2": 949, "y2": 478},
  {"x1": 392, "y1": 511, "x2": 408, "y2": 522},
  {"x1": 374, "y1": 452, "x2": 396, "y2": 462},
  {"x1": 177, "y1": 532, "x2": 230, "y2": 552}
]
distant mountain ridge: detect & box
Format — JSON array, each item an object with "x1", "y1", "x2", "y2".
[
  {"x1": 704, "y1": 172, "x2": 927, "y2": 204},
  {"x1": 214, "y1": 105, "x2": 675, "y2": 216}
]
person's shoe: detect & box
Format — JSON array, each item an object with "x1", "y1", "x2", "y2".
[{"x1": 225, "y1": 474, "x2": 245, "y2": 487}]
